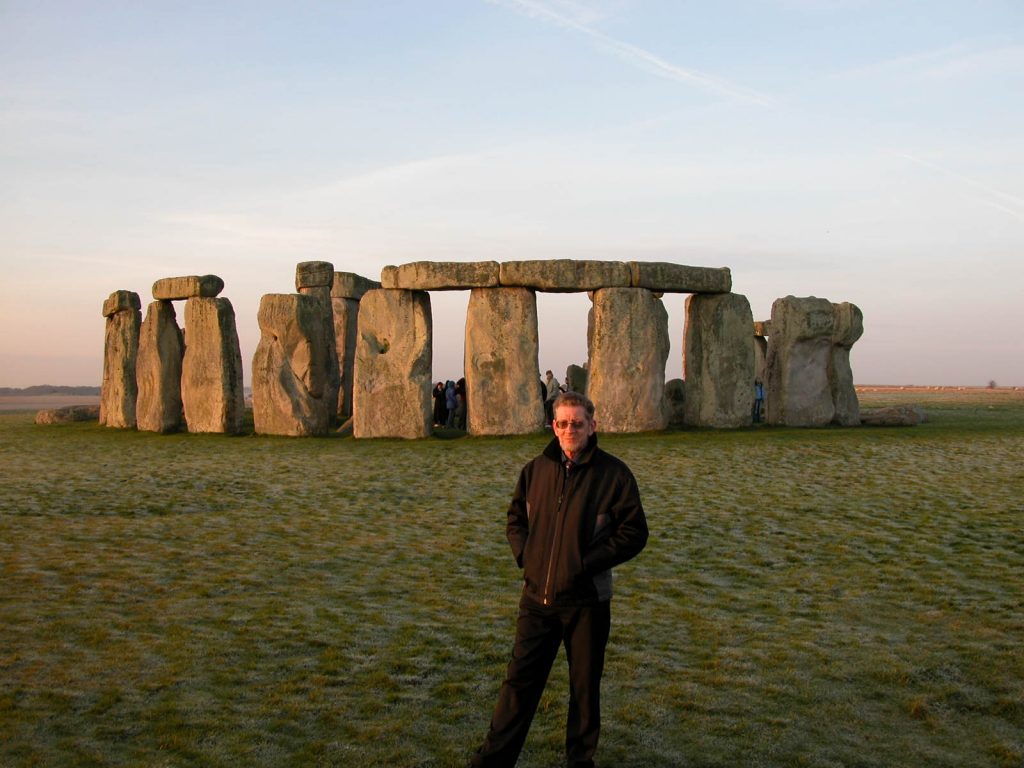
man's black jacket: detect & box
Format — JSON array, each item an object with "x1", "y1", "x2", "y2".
[{"x1": 507, "y1": 433, "x2": 648, "y2": 607}]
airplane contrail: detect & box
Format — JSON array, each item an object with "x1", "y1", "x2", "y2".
[
  {"x1": 490, "y1": 0, "x2": 775, "y2": 107},
  {"x1": 893, "y1": 150, "x2": 1024, "y2": 220}
]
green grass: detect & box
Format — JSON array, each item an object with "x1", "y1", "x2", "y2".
[{"x1": 1, "y1": 390, "x2": 1022, "y2": 767}]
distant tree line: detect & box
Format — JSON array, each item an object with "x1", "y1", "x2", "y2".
[{"x1": 0, "y1": 385, "x2": 101, "y2": 396}]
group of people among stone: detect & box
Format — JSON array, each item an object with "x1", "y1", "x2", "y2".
[{"x1": 432, "y1": 378, "x2": 467, "y2": 429}]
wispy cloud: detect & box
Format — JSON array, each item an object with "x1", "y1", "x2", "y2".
[
  {"x1": 161, "y1": 214, "x2": 335, "y2": 247},
  {"x1": 835, "y1": 40, "x2": 1024, "y2": 83},
  {"x1": 892, "y1": 150, "x2": 1024, "y2": 221},
  {"x1": 489, "y1": 0, "x2": 775, "y2": 106}
]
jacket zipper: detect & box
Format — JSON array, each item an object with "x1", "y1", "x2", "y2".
[{"x1": 542, "y1": 462, "x2": 571, "y2": 605}]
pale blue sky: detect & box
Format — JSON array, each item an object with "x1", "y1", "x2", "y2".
[{"x1": 2, "y1": 0, "x2": 1022, "y2": 387}]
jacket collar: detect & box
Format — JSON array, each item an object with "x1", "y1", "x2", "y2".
[{"x1": 543, "y1": 432, "x2": 598, "y2": 465}]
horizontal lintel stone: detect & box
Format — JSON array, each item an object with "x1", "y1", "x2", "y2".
[
  {"x1": 628, "y1": 262, "x2": 731, "y2": 293},
  {"x1": 332, "y1": 271, "x2": 382, "y2": 300},
  {"x1": 381, "y1": 261, "x2": 500, "y2": 290},
  {"x1": 499, "y1": 260, "x2": 630, "y2": 292},
  {"x1": 152, "y1": 275, "x2": 224, "y2": 301},
  {"x1": 754, "y1": 320, "x2": 772, "y2": 337},
  {"x1": 296, "y1": 261, "x2": 335, "y2": 290},
  {"x1": 102, "y1": 290, "x2": 141, "y2": 317}
]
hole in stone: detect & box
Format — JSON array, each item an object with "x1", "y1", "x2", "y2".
[
  {"x1": 536, "y1": 292, "x2": 590, "y2": 397},
  {"x1": 430, "y1": 291, "x2": 468, "y2": 385}
]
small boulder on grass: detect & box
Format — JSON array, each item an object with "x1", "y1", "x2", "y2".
[
  {"x1": 860, "y1": 404, "x2": 928, "y2": 426},
  {"x1": 35, "y1": 405, "x2": 101, "y2": 425}
]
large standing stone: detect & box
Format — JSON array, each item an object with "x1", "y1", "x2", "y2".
[
  {"x1": 136, "y1": 300, "x2": 184, "y2": 433},
  {"x1": 99, "y1": 290, "x2": 141, "y2": 428},
  {"x1": 297, "y1": 293, "x2": 340, "y2": 426},
  {"x1": 665, "y1": 378, "x2": 686, "y2": 428},
  {"x1": 353, "y1": 289, "x2": 432, "y2": 439},
  {"x1": 381, "y1": 261, "x2": 500, "y2": 290},
  {"x1": 252, "y1": 294, "x2": 332, "y2": 436},
  {"x1": 331, "y1": 272, "x2": 381, "y2": 420},
  {"x1": 587, "y1": 288, "x2": 669, "y2": 432},
  {"x1": 830, "y1": 302, "x2": 864, "y2": 426},
  {"x1": 332, "y1": 296, "x2": 359, "y2": 420},
  {"x1": 181, "y1": 297, "x2": 245, "y2": 434},
  {"x1": 500, "y1": 260, "x2": 631, "y2": 292},
  {"x1": 683, "y1": 293, "x2": 755, "y2": 428},
  {"x1": 464, "y1": 288, "x2": 544, "y2": 435},
  {"x1": 564, "y1": 363, "x2": 588, "y2": 396},
  {"x1": 628, "y1": 262, "x2": 732, "y2": 294},
  {"x1": 152, "y1": 275, "x2": 224, "y2": 300},
  {"x1": 764, "y1": 296, "x2": 835, "y2": 427}
]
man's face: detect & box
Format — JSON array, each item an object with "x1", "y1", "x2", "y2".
[{"x1": 553, "y1": 403, "x2": 596, "y2": 459}]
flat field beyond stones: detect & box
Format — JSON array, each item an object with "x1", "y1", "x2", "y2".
[{"x1": 1, "y1": 390, "x2": 1022, "y2": 768}]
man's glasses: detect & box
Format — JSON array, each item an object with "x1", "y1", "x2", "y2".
[{"x1": 554, "y1": 419, "x2": 588, "y2": 431}]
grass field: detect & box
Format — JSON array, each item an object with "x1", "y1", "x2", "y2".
[{"x1": 1, "y1": 390, "x2": 1022, "y2": 767}]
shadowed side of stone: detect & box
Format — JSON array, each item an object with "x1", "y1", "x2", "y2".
[
  {"x1": 136, "y1": 300, "x2": 184, "y2": 433},
  {"x1": 629, "y1": 261, "x2": 732, "y2": 293},
  {"x1": 684, "y1": 293, "x2": 755, "y2": 428}
]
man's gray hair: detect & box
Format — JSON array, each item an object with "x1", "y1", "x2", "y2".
[{"x1": 552, "y1": 391, "x2": 595, "y2": 418}]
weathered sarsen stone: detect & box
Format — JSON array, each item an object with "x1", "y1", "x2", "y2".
[
  {"x1": 136, "y1": 300, "x2": 184, "y2": 433},
  {"x1": 860, "y1": 404, "x2": 927, "y2": 427},
  {"x1": 332, "y1": 271, "x2": 381, "y2": 300},
  {"x1": 331, "y1": 271, "x2": 380, "y2": 420},
  {"x1": 500, "y1": 260, "x2": 630, "y2": 292},
  {"x1": 464, "y1": 287, "x2": 544, "y2": 435},
  {"x1": 152, "y1": 275, "x2": 224, "y2": 301},
  {"x1": 252, "y1": 294, "x2": 332, "y2": 436},
  {"x1": 181, "y1": 297, "x2": 245, "y2": 434},
  {"x1": 564, "y1": 363, "x2": 588, "y2": 396},
  {"x1": 587, "y1": 288, "x2": 669, "y2": 432},
  {"x1": 353, "y1": 289, "x2": 432, "y2": 439},
  {"x1": 764, "y1": 296, "x2": 835, "y2": 427},
  {"x1": 830, "y1": 302, "x2": 864, "y2": 426},
  {"x1": 332, "y1": 296, "x2": 359, "y2": 420},
  {"x1": 629, "y1": 262, "x2": 732, "y2": 294},
  {"x1": 684, "y1": 293, "x2": 755, "y2": 428},
  {"x1": 381, "y1": 261, "x2": 500, "y2": 290},
  {"x1": 35, "y1": 405, "x2": 100, "y2": 425},
  {"x1": 102, "y1": 289, "x2": 141, "y2": 317},
  {"x1": 100, "y1": 290, "x2": 141, "y2": 428},
  {"x1": 665, "y1": 378, "x2": 686, "y2": 428},
  {"x1": 296, "y1": 263, "x2": 341, "y2": 426},
  {"x1": 295, "y1": 261, "x2": 335, "y2": 289}
]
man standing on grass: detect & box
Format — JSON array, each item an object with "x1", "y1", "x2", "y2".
[{"x1": 470, "y1": 391, "x2": 649, "y2": 768}]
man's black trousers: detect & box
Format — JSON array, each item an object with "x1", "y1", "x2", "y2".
[{"x1": 471, "y1": 596, "x2": 612, "y2": 768}]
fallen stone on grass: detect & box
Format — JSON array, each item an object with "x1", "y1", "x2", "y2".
[
  {"x1": 860, "y1": 404, "x2": 928, "y2": 426},
  {"x1": 35, "y1": 405, "x2": 100, "y2": 425}
]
